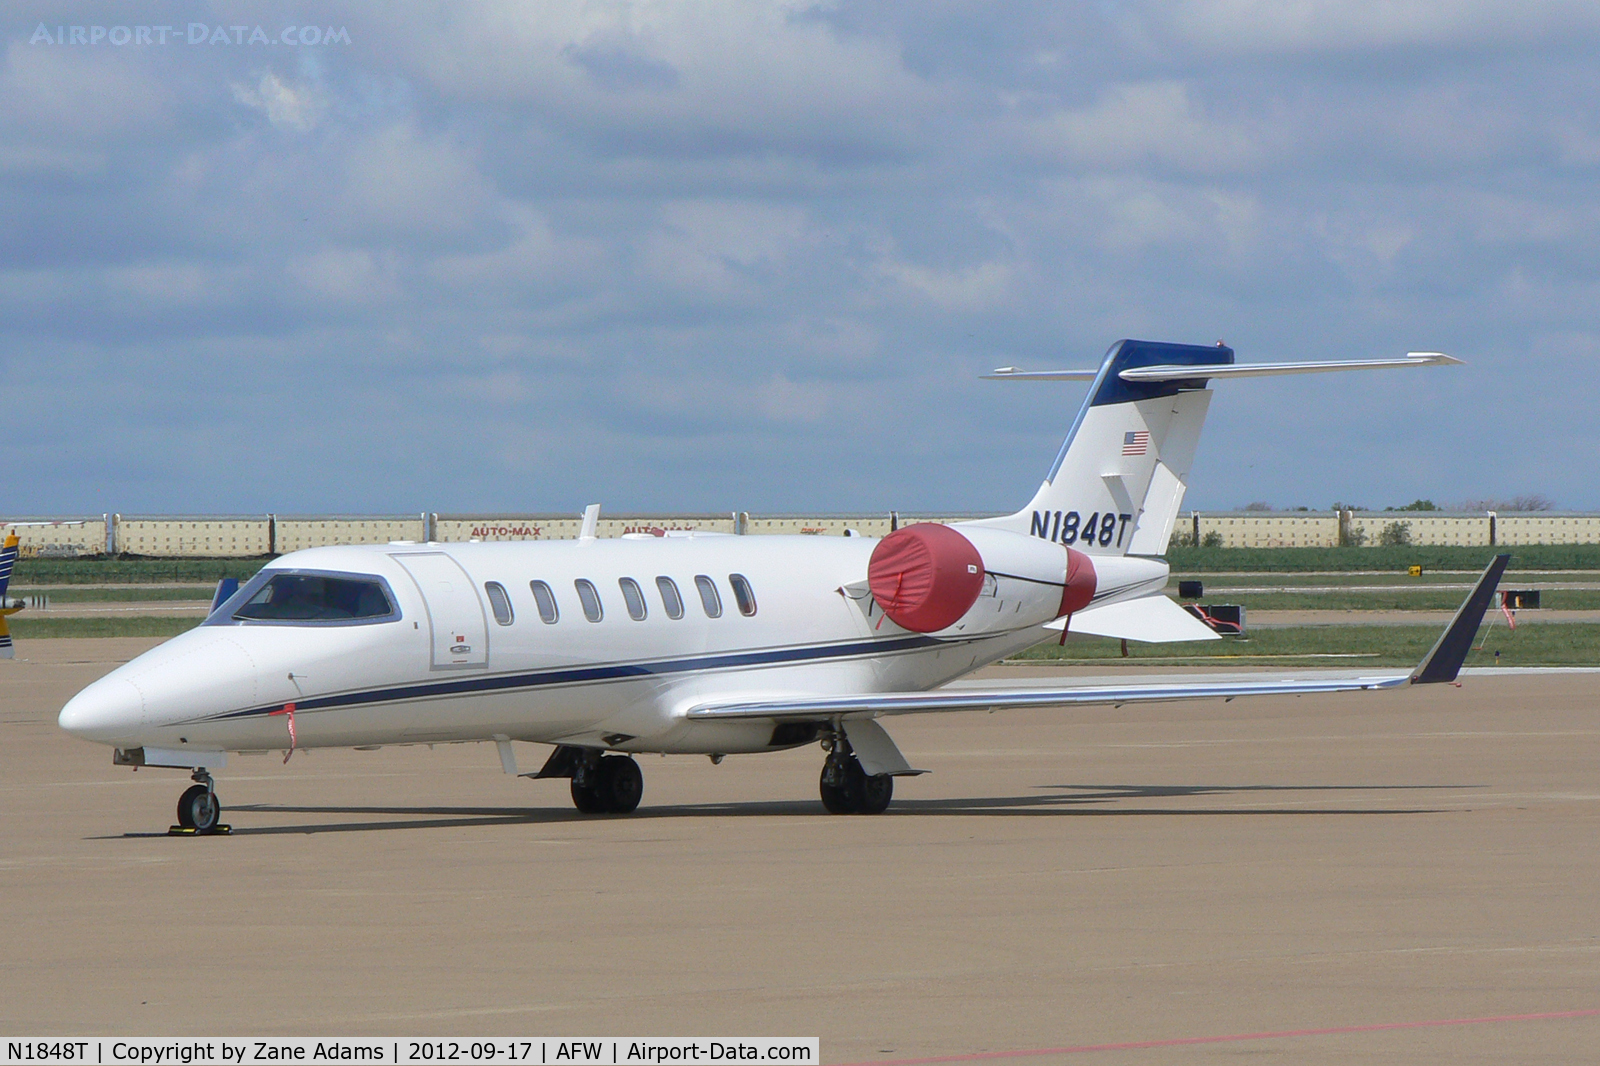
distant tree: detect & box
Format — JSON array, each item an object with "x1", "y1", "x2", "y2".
[
  {"x1": 1378, "y1": 521, "x2": 1413, "y2": 546},
  {"x1": 1294, "y1": 506, "x2": 1310, "y2": 511},
  {"x1": 1394, "y1": 499, "x2": 1438, "y2": 511},
  {"x1": 1201, "y1": 531, "x2": 1224, "y2": 548},
  {"x1": 1344, "y1": 525, "x2": 1369, "y2": 547},
  {"x1": 1331, "y1": 501, "x2": 1368, "y2": 513},
  {"x1": 1510, "y1": 494, "x2": 1555, "y2": 512},
  {"x1": 1170, "y1": 530, "x2": 1196, "y2": 548},
  {"x1": 1243, "y1": 501, "x2": 1273, "y2": 512},
  {"x1": 1457, "y1": 495, "x2": 1555, "y2": 512}
]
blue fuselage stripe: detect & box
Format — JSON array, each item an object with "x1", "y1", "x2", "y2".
[{"x1": 207, "y1": 633, "x2": 950, "y2": 723}]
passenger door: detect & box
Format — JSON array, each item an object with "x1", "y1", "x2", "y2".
[{"x1": 391, "y1": 553, "x2": 489, "y2": 669}]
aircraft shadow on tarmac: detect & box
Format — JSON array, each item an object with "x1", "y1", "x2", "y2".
[{"x1": 103, "y1": 782, "x2": 1476, "y2": 836}]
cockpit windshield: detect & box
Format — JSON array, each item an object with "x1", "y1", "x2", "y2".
[{"x1": 212, "y1": 570, "x2": 399, "y2": 625}]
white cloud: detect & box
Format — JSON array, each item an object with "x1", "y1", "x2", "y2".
[
  {"x1": 877, "y1": 255, "x2": 1014, "y2": 311},
  {"x1": 6, "y1": 2, "x2": 1600, "y2": 512},
  {"x1": 639, "y1": 201, "x2": 816, "y2": 297},
  {"x1": 1026, "y1": 81, "x2": 1261, "y2": 175},
  {"x1": 335, "y1": 124, "x2": 499, "y2": 245},
  {"x1": 231, "y1": 71, "x2": 324, "y2": 132},
  {"x1": 1159, "y1": 0, "x2": 1600, "y2": 54},
  {"x1": 0, "y1": 41, "x2": 169, "y2": 138},
  {"x1": 428, "y1": 207, "x2": 606, "y2": 291},
  {"x1": 287, "y1": 247, "x2": 401, "y2": 304}
]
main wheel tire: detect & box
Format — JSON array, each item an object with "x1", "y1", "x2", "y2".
[
  {"x1": 858, "y1": 772, "x2": 893, "y2": 815},
  {"x1": 570, "y1": 779, "x2": 607, "y2": 814},
  {"x1": 596, "y1": 755, "x2": 644, "y2": 814},
  {"x1": 819, "y1": 756, "x2": 862, "y2": 814},
  {"x1": 177, "y1": 784, "x2": 220, "y2": 832}
]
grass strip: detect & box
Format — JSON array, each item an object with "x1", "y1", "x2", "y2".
[
  {"x1": 13, "y1": 586, "x2": 220, "y2": 603},
  {"x1": 9, "y1": 617, "x2": 202, "y2": 639},
  {"x1": 1176, "y1": 591, "x2": 1600, "y2": 611},
  {"x1": 1167, "y1": 544, "x2": 1600, "y2": 572},
  {"x1": 10, "y1": 558, "x2": 268, "y2": 585},
  {"x1": 1015, "y1": 622, "x2": 1600, "y2": 668}
]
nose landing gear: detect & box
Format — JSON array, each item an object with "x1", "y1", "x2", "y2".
[{"x1": 172, "y1": 769, "x2": 227, "y2": 834}]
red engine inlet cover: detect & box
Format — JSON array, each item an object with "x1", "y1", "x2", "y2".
[
  {"x1": 1060, "y1": 547, "x2": 1097, "y2": 616},
  {"x1": 868, "y1": 523, "x2": 985, "y2": 633}
]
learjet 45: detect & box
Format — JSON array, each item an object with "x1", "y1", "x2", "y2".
[{"x1": 58, "y1": 340, "x2": 1501, "y2": 830}]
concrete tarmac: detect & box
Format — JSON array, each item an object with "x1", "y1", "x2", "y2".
[{"x1": 3, "y1": 639, "x2": 1598, "y2": 1062}]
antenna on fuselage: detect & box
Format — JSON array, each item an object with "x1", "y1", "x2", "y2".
[{"x1": 579, "y1": 503, "x2": 601, "y2": 542}]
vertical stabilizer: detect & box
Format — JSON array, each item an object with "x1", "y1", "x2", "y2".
[
  {"x1": 972, "y1": 340, "x2": 1231, "y2": 556},
  {"x1": 0, "y1": 533, "x2": 20, "y2": 659}
]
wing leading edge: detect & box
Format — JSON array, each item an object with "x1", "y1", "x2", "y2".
[{"x1": 686, "y1": 554, "x2": 1511, "y2": 724}]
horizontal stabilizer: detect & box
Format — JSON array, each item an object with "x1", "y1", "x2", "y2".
[
  {"x1": 983, "y1": 367, "x2": 1098, "y2": 381},
  {"x1": 987, "y1": 352, "x2": 1460, "y2": 383},
  {"x1": 1045, "y1": 594, "x2": 1220, "y2": 643},
  {"x1": 1120, "y1": 353, "x2": 1461, "y2": 381}
]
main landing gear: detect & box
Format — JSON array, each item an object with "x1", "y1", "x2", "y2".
[
  {"x1": 571, "y1": 754, "x2": 644, "y2": 815},
  {"x1": 819, "y1": 733, "x2": 893, "y2": 815},
  {"x1": 175, "y1": 769, "x2": 224, "y2": 833}
]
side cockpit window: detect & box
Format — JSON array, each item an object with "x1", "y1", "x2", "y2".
[{"x1": 230, "y1": 572, "x2": 397, "y2": 625}]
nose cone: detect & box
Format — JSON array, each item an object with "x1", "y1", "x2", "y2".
[{"x1": 59, "y1": 676, "x2": 145, "y2": 745}]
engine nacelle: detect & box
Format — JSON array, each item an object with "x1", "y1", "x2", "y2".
[{"x1": 867, "y1": 523, "x2": 1096, "y2": 634}]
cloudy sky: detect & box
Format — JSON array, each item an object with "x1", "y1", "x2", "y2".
[{"x1": 3, "y1": 1, "x2": 1598, "y2": 517}]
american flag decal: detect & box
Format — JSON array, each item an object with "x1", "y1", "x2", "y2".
[{"x1": 1122, "y1": 430, "x2": 1150, "y2": 456}]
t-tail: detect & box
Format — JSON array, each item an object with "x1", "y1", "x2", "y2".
[
  {"x1": 0, "y1": 533, "x2": 21, "y2": 659},
  {"x1": 973, "y1": 340, "x2": 1463, "y2": 557}
]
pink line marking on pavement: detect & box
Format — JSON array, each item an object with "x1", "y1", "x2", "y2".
[{"x1": 832, "y1": 1008, "x2": 1600, "y2": 1065}]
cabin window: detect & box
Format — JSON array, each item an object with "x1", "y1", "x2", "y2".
[
  {"x1": 231, "y1": 572, "x2": 396, "y2": 624},
  {"x1": 728, "y1": 573, "x2": 757, "y2": 617},
  {"x1": 694, "y1": 574, "x2": 722, "y2": 618},
  {"x1": 575, "y1": 579, "x2": 603, "y2": 622},
  {"x1": 529, "y1": 580, "x2": 559, "y2": 624},
  {"x1": 484, "y1": 582, "x2": 513, "y2": 625},
  {"x1": 619, "y1": 577, "x2": 647, "y2": 621},
  {"x1": 656, "y1": 576, "x2": 684, "y2": 619}
]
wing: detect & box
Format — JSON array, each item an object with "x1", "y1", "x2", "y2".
[{"x1": 687, "y1": 554, "x2": 1509, "y2": 724}]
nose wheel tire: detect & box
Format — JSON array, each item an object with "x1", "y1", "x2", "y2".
[
  {"x1": 571, "y1": 755, "x2": 644, "y2": 814},
  {"x1": 819, "y1": 754, "x2": 893, "y2": 814},
  {"x1": 177, "y1": 784, "x2": 222, "y2": 832}
]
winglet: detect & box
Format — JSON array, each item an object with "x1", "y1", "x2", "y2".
[{"x1": 1410, "y1": 553, "x2": 1511, "y2": 684}]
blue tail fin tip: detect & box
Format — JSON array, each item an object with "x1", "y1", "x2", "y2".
[{"x1": 1090, "y1": 339, "x2": 1235, "y2": 408}]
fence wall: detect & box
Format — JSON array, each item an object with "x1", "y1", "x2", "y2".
[
  {"x1": 273, "y1": 516, "x2": 426, "y2": 553},
  {"x1": 1195, "y1": 513, "x2": 1340, "y2": 548},
  {"x1": 0, "y1": 517, "x2": 109, "y2": 558},
  {"x1": 1497, "y1": 514, "x2": 1600, "y2": 545},
  {"x1": 7, "y1": 510, "x2": 1600, "y2": 558},
  {"x1": 1346, "y1": 514, "x2": 1492, "y2": 547}
]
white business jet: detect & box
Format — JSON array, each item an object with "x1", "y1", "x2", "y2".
[{"x1": 59, "y1": 340, "x2": 1501, "y2": 831}]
